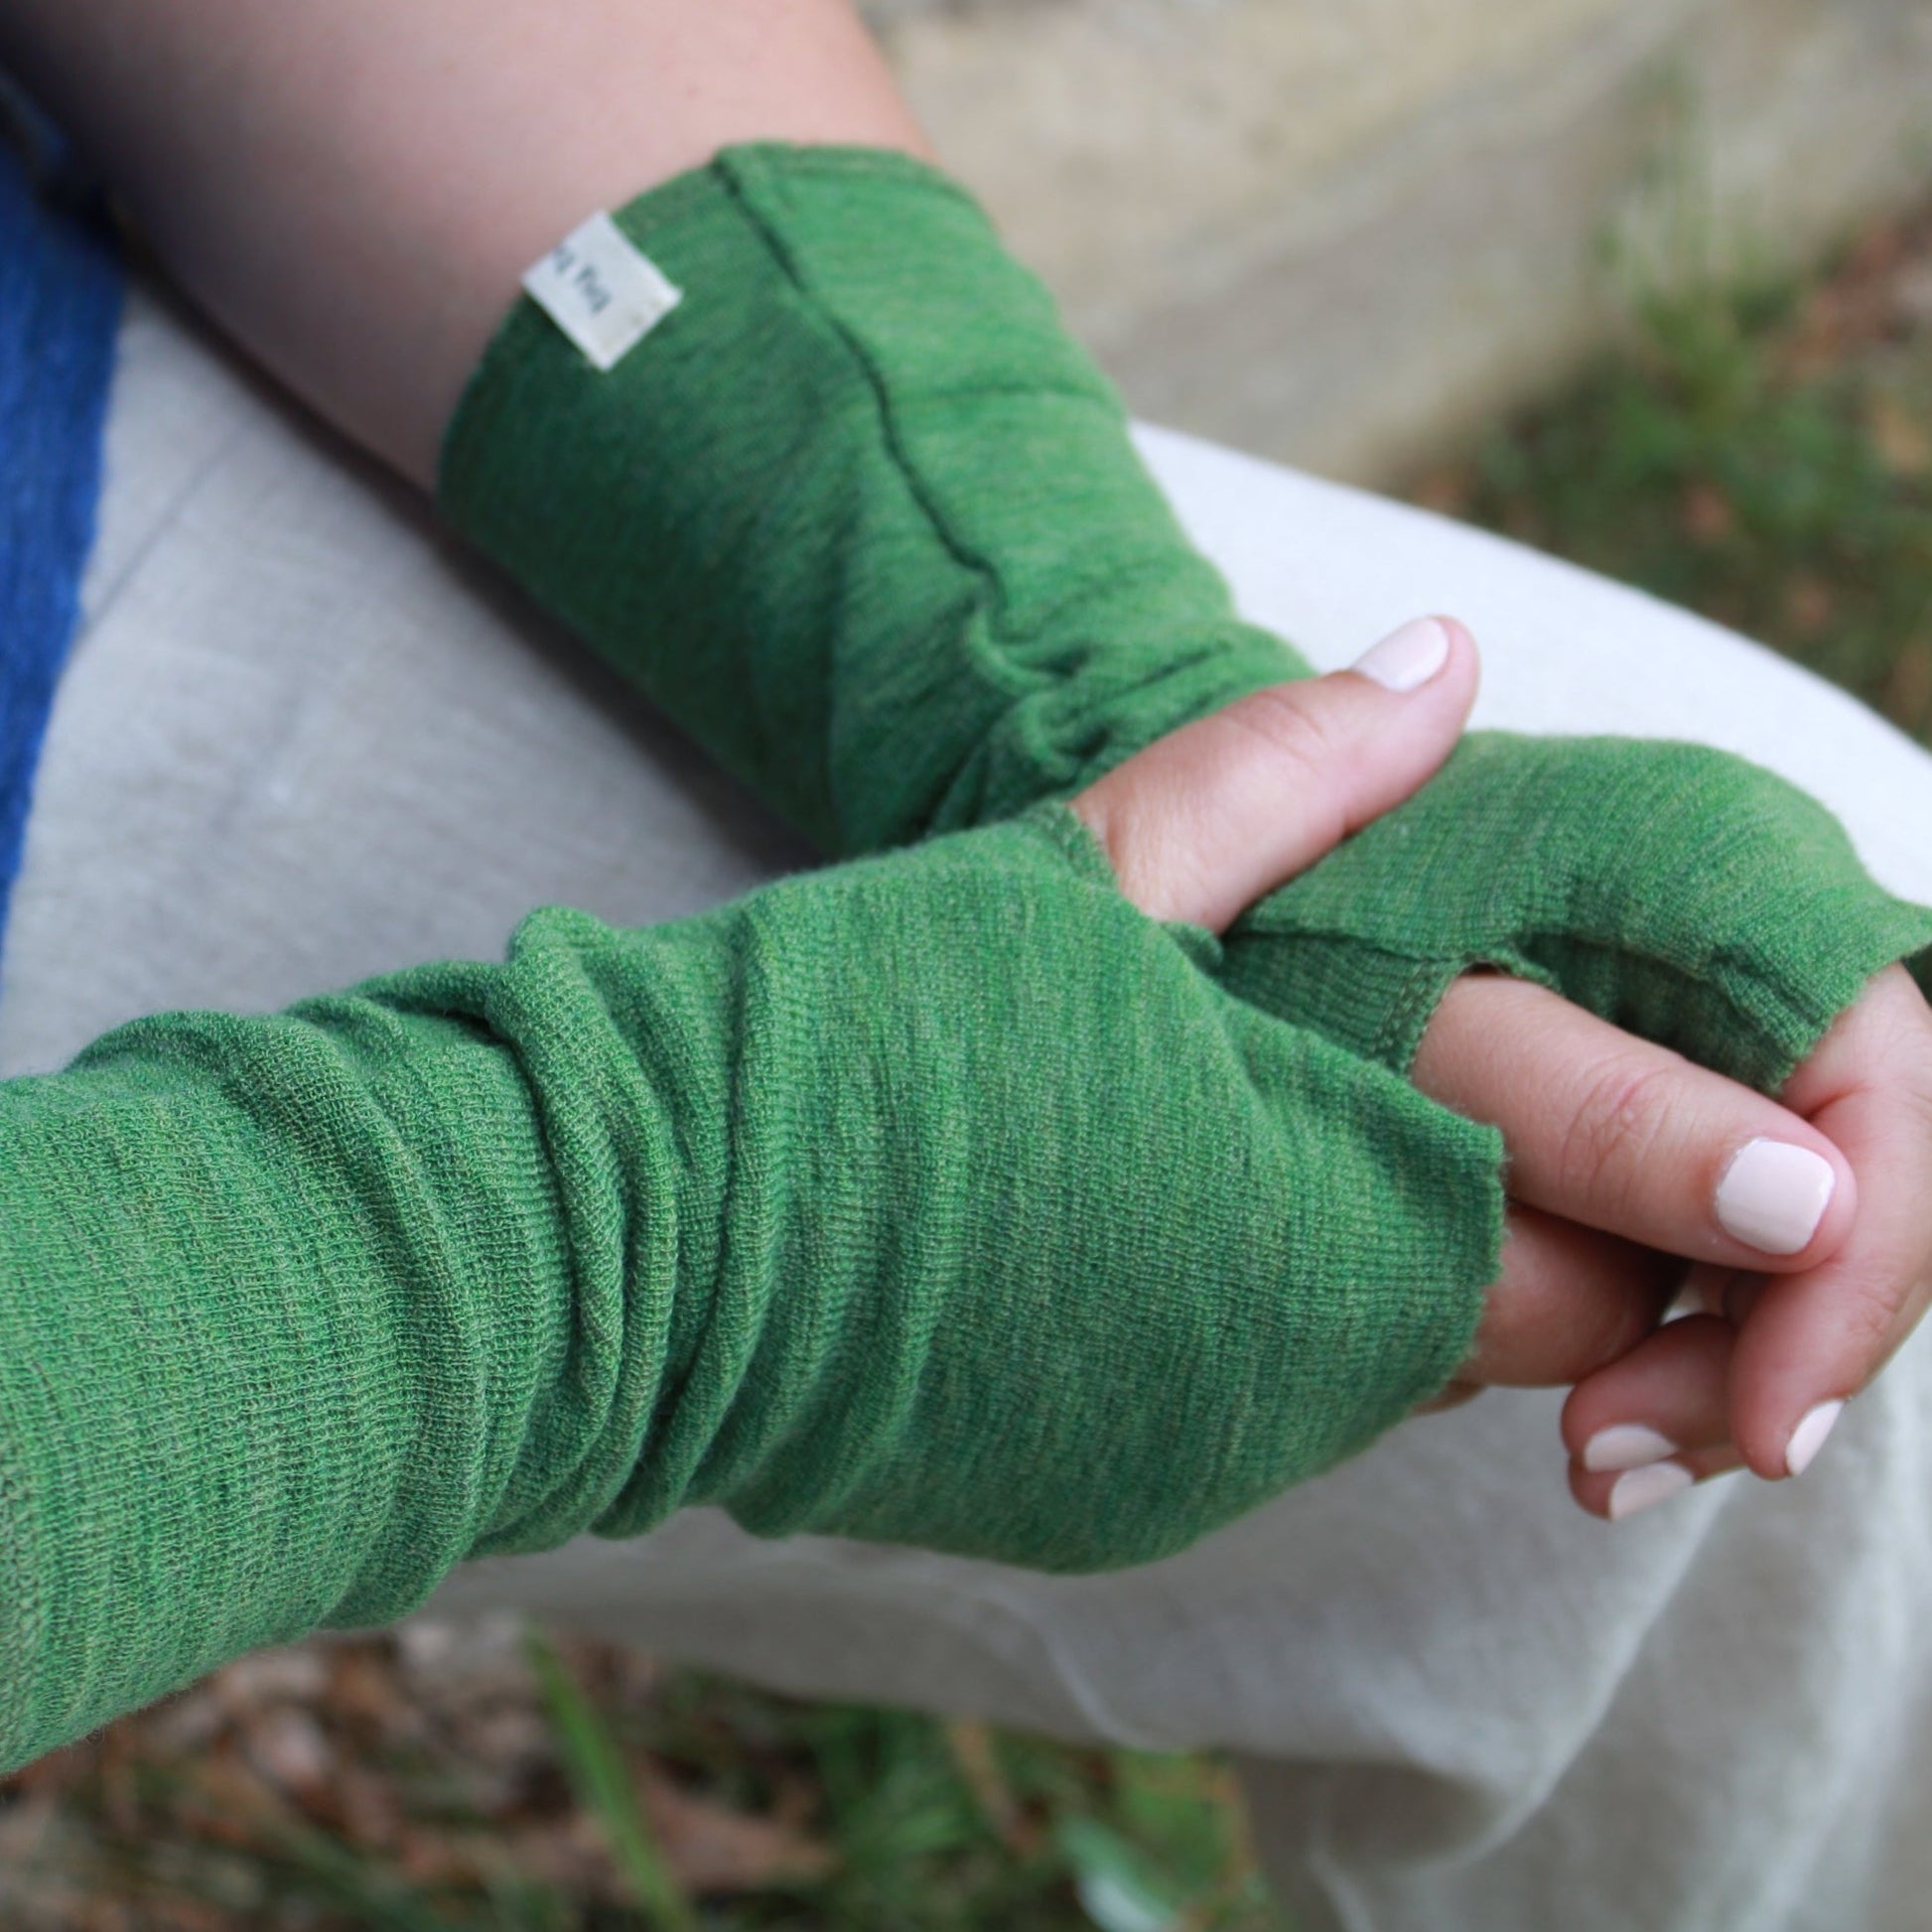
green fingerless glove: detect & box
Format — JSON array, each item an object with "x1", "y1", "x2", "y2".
[
  {"x1": 1224, "y1": 734, "x2": 1932, "y2": 1092},
  {"x1": 440, "y1": 140, "x2": 1932, "y2": 1104},
  {"x1": 0, "y1": 805, "x2": 1502, "y2": 1772},
  {"x1": 440, "y1": 143, "x2": 1304, "y2": 855}
]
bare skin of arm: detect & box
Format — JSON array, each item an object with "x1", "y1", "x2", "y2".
[
  {"x1": 0, "y1": 0, "x2": 932, "y2": 483},
  {"x1": 4, "y1": 0, "x2": 1930, "y2": 1508}
]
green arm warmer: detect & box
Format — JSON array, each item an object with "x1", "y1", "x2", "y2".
[
  {"x1": 441, "y1": 144, "x2": 1303, "y2": 856},
  {"x1": 440, "y1": 142, "x2": 1932, "y2": 1095},
  {"x1": 1226, "y1": 736, "x2": 1932, "y2": 1092},
  {"x1": 0, "y1": 806, "x2": 1503, "y2": 1773}
]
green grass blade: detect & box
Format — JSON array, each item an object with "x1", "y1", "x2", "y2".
[{"x1": 524, "y1": 1626, "x2": 698, "y2": 1931}]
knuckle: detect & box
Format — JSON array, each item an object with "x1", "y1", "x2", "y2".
[
  {"x1": 1215, "y1": 688, "x2": 1352, "y2": 853},
  {"x1": 1835, "y1": 1283, "x2": 1904, "y2": 1385},
  {"x1": 1224, "y1": 685, "x2": 1349, "y2": 781},
  {"x1": 1560, "y1": 1275, "x2": 1670, "y2": 1380},
  {"x1": 1860, "y1": 977, "x2": 1932, "y2": 1072},
  {"x1": 1484, "y1": 1237, "x2": 1668, "y2": 1383},
  {"x1": 1557, "y1": 1055, "x2": 1679, "y2": 1210}
]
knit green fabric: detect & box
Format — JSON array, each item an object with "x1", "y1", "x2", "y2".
[
  {"x1": 0, "y1": 805, "x2": 1503, "y2": 1773},
  {"x1": 1224, "y1": 736, "x2": 1932, "y2": 1092},
  {"x1": 441, "y1": 144, "x2": 1303, "y2": 855},
  {"x1": 440, "y1": 142, "x2": 1932, "y2": 1098}
]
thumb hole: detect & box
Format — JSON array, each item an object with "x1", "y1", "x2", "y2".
[{"x1": 1070, "y1": 615, "x2": 1480, "y2": 930}]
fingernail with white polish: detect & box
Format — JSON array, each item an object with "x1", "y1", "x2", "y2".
[
  {"x1": 1714, "y1": 1139, "x2": 1836, "y2": 1255},
  {"x1": 1667, "y1": 1262, "x2": 1725, "y2": 1323},
  {"x1": 1785, "y1": 1399, "x2": 1844, "y2": 1477},
  {"x1": 1350, "y1": 617, "x2": 1451, "y2": 692},
  {"x1": 1607, "y1": 1461, "x2": 1694, "y2": 1521},
  {"x1": 1663, "y1": 1283, "x2": 1703, "y2": 1323},
  {"x1": 1584, "y1": 1423, "x2": 1680, "y2": 1472}
]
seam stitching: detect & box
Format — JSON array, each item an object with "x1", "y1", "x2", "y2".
[{"x1": 712, "y1": 153, "x2": 1116, "y2": 732}]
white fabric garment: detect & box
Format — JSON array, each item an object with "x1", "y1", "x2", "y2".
[{"x1": 16, "y1": 281, "x2": 1932, "y2": 1931}]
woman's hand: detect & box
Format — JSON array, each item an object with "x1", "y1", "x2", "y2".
[
  {"x1": 1072, "y1": 615, "x2": 1930, "y2": 1517},
  {"x1": 1551, "y1": 962, "x2": 1932, "y2": 1513}
]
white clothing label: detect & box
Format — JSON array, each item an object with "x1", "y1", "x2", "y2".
[{"x1": 521, "y1": 212, "x2": 683, "y2": 372}]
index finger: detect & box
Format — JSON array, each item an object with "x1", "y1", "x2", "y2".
[{"x1": 1412, "y1": 972, "x2": 1858, "y2": 1275}]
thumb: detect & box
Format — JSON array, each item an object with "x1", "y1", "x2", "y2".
[{"x1": 1070, "y1": 616, "x2": 1480, "y2": 930}]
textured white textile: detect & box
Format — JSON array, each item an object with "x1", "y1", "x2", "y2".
[{"x1": 16, "y1": 282, "x2": 1932, "y2": 1930}]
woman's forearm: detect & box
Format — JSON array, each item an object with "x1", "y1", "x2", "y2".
[
  {"x1": 0, "y1": 798, "x2": 1508, "y2": 1772},
  {"x1": 0, "y1": 0, "x2": 931, "y2": 483}
]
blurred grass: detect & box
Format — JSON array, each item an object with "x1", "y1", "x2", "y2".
[
  {"x1": 5, "y1": 184, "x2": 1929, "y2": 1932},
  {"x1": 1407, "y1": 197, "x2": 1932, "y2": 738},
  {"x1": 0, "y1": 1628, "x2": 1285, "y2": 1931}
]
